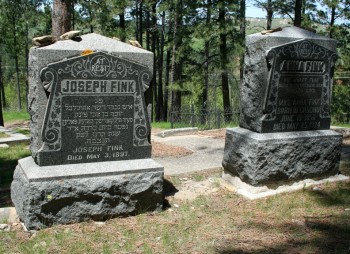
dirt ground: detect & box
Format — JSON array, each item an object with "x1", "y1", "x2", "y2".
[
  {"x1": 152, "y1": 142, "x2": 193, "y2": 158},
  {"x1": 4, "y1": 121, "x2": 30, "y2": 129},
  {"x1": 152, "y1": 129, "x2": 226, "y2": 158}
]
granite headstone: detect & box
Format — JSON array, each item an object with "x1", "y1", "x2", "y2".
[
  {"x1": 222, "y1": 26, "x2": 343, "y2": 187},
  {"x1": 11, "y1": 33, "x2": 164, "y2": 229},
  {"x1": 37, "y1": 51, "x2": 151, "y2": 166}
]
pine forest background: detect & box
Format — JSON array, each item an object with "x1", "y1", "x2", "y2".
[{"x1": 0, "y1": 0, "x2": 350, "y2": 126}]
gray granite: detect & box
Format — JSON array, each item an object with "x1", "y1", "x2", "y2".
[
  {"x1": 240, "y1": 26, "x2": 337, "y2": 133},
  {"x1": 12, "y1": 33, "x2": 163, "y2": 229},
  {"x1": 222, "y1": 127, "x2": 342, "y2": 186},
  {"x1": 28, "y1": 34, "x2": 153, "y2": 166},
  {"x1": 11, "y1": 156, "x2": 164, "y2": 230}
]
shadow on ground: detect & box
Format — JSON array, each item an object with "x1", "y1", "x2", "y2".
[
  {"x1": 0, "y1": 155, "x2": 19, "y2": 207},
  {"x1": 215, "y1": 183, "x2": 350, "y2": 254},
  {"x1": 163, "y1": 178, "x2": 179, "y2": 209},
  {"x1": 215, "y1": 212, "x2": 350, "y2": 253}
]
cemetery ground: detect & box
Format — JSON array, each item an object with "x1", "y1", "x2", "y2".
[{"x1": 0, "y1": 118, "x2": 350, "y2": 253}]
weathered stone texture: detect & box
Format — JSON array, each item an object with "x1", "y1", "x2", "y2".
[
  {"x1": 240, "y1": 26, "x2": 337, "y2": 133},
  {"x1": 11, "y1": 157, "x2": 163, "y2": 230},
  {"x1": 222, "y1": 127, "x2": 342, "y2": 186},
  {"x1": 28, "y1": 33, "x2": 153, "y2": 162}
]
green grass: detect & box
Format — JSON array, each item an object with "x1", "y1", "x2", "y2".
[
  {"x1": 14, "y1": 128, "x2": 30, "y2": 136},
  {"x1": 3, "y1": 111, "x2": 30, "y2": 123},
  {"x1": 332, "y1": 123, "x2": 350, "y2": 128},
  {"x1": 1, "y1": 178, "x2": 349, "y2": 253},
  {"x1": 151, "y1": 121, "x2": 172, "y2": 129},
  {"x1": 0, "y1": 144, "x2": 31, "y2": 188},
  {"x1": 0, "y1": 132, "x2": 10, "y2": 138}
]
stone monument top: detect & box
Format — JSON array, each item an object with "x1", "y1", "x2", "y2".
[
  {"x1": 39, "y1": 33, "x2": 153, "y2": 68},
  {"x1": 240, "y1": 26, "x2": 337, "y2": 133},
  {"x1": 28, "y1": 33, "x2": 153, "y2": 166},
  {"x1": 246, "y1": 26, "x2": 337, "y2": 50}
]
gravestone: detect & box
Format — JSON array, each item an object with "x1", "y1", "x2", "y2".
[
  {"x1": 11, "y1": 33, "x2": 164, "y2": 229},
  {"x1": 36, "y1": 51, "x2": 151, "y2": 166},
  {"x1": 222, "y1": 26, "x2": 343, "y2": 187}
]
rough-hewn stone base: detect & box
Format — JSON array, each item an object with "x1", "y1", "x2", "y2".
[
  {"x1": 222, "y1": 127, "x2": 342, "y2": 186},
  {"x1": 11, "y1": 157, "x2": 164, "y2": 230}
]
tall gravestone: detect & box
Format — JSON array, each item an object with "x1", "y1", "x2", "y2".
[
  {"x1": 222, "y1": 27, "x2": 343, "y2": 188},
  {"x1": 11, "y1": 33, "x2": 164, "y2": 229}
]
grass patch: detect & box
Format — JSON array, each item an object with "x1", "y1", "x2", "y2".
[
  {"x1": 333, "y1": 123, "x2": 350, "y2": 128},
  {"x1": 14, "y1": 128, "x2": 30, "y2": 136},
  {"x1": 0, "y1": 169, "x2": 350, "y2": 253},
  {"x1": 151, "y1": 121, "x2": 171, "y2": 129},
  {"x1": 3, "y1": 111, "x2": 30, "y2": 123},
  {"x1": 0, "y1": 144, "x2": 30, "y2": 188},
  {"x1": 0, "y1": 132, "x2": 10, "y2": 138}
]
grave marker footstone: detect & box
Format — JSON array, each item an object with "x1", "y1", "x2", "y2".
[
  {"x1": 11, "y1": 33, "x2": 164, "y2": 229},
  {"x1": 222, "y1": 27, "x2": 345, "y2": 189}
]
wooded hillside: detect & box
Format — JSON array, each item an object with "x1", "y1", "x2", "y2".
[{"x1": 0, "y1": 0, "x2": 349, "y2": 124}]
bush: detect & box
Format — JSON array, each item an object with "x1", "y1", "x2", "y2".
[{"x1": 331, "y1": 79, "x2": 350, "y2": 124}]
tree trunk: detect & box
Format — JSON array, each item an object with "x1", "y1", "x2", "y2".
[
  {"x1": 119, "y1": 11, "x2": 126, "y2": 42},
  {"x1": 0, "y1": 92, "x2": 3, "y2": 126},
  {"x1": 25, "y1": 22, "x2": 29, "y2": 108},
  {"x1": 135, "y1": 2, "x2": 139, "y2": 41},
  {"x1": 14, "y1": 55, "x2": 21, "y2": 111},
  {"x1": 143, "y1": 3, "x2": 154, "y2": 123},
  {"x1": 152, "y1": 40, "x2": 157, "y2": 122},
  {"x1": 157, "y1": 21, "x2": 164, "y2": 121},
  {"x1": 164, "y1": 49, "x2": 171, "y2": 121},
  {"x1": 146, "y1": 9, "x2": 150, "y2": 51},
  {"x1": 170, "y1": 0, "x2": 183, "y2": 113},
  {"x1": 139, "y1": 1, "x2": 143, "y2": 46},
  {"x1": 12, "y1": 21, "x2": 21, "y2": 111},
  {"x1": 329, "y1": 6, "x2": 336, "y2": 38},
  {"x1": 0, "y1": 57, "x2": 5, "y2": 109},
  {"x1": 219, "y1": 2, "x2": 231, "y2": 119},
  {"x1": 239, "y1": 0, "x2": 246, "y2": 90},
  {"x1": 266, "y1": 0, "x2": 273, "y2": 30},
  {"x1": 201, "y1": 0, "x2": 211, "y2": 123},
  {"x1": 151, "y1": 3, "x2": 159, "y2": 121},
  {"x1": 72, "y1": 0, "x2": 75, "y2": 30},
  {"x1": 294, "y1": 0, "x2": 302, "y2": 27},
  {"x1": 52, "y1": 0, "x2": 73, "y2": 37},
  {"x1": 0, "y1": 57, "x2": 4, "y2": 126},
  {"x1": 89, "y1": 9, "x2": 93, "y2": 33},
  {"x1": 155, "y1": 35, "x2": 163, "y2": 122}
]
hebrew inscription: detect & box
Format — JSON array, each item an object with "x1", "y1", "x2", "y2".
[
  {"x1": 262, "y1": 40, "x2": 337, "y2": 133},
  {"x1": 37, "y1": 52, "x2": 152, "y2": 166}
]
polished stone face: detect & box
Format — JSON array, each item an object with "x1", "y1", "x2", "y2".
[
  {"x1": 36, "y1": 51, "x2": 152, "y2": 166},
  {"x1": 261, "y1": 39, "x2": 337, "y2": 133}
]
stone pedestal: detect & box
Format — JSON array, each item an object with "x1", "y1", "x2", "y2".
[
  {"x1": 11, "y1": 157, "x2": 164, "y2": 230},
  {"x1": 222, "y1": 127, "x2": 342, "y2": 186}
]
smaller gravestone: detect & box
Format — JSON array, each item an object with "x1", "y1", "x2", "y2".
[
  {"x1": 222, "y1": 27, "x2": 344, "y2": 188},
  {"x1": 11, "y1": 33, "x2": 164, "y2": 229}
]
